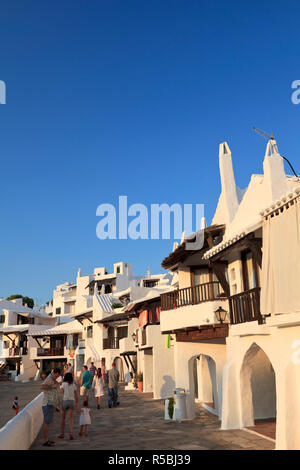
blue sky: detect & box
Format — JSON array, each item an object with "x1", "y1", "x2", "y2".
[{"x1": 0, "y1": 0, "x2": 300, "y2": 304}]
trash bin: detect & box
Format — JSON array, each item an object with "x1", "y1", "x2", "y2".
[{"x1": 173, "y1": 388, "x2": 187, "y2": 421}]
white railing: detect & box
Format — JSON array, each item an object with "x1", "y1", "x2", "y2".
[{"x1": 0, "y1": 393, "x2": 43, "y2": 450}]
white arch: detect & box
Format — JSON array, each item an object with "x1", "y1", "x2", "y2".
[{"x1": 240, "y1": 342, "x2": 276, "y2": 427}]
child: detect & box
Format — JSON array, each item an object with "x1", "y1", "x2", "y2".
[
  {"x1": 12, "y1": 396, "x2": 19, "y2": 415},
  {"x1": 78, "y1": 400, "x2": 91, "y2": 437}
]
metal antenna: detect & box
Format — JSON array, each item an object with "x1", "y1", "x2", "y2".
[
  {"x1": 253, "y1": 127, "x2": 298, "y2": 177},
  {"x1": 253, "y1": 127, "x2": 274, "y2": 140}
]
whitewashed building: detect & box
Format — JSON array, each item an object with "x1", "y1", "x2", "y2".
[{"x1": 0, "y1": 298, "x2": 55, "y2": 381}]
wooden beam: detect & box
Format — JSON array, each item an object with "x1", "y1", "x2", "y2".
[
  {"x1": 123, "y1": 354, "x2": 129, "y2": 370},
  {"x1": 35, "y1": 338, "x2": 43, "y2": 348},
  {"x1": 207, "y1": 234, "x2": 214, "y2": 249},
  {"x1": 210, "y1": 262, "x2": 230, "y2": 297},
  {"x1": 176, "y1": 325, "x2": 228, "y2": 342},
  {"x1": 246, "y1": 238, "x2": 262, "y2": 269},
  {"x1": 127, "y1": 354, "x2": 136, "y2": 373}
]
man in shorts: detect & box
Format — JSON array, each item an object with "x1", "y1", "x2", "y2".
[
  {"x1": 80, "y1": 365, "x2": 93, "y2": 404},
  {"x1": 40, "y1": 368, "x2": 61, "y2": 447}
]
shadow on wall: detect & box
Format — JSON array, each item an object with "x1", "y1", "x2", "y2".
[{"x1": 160, "y1": 375, "x2": 175, "y2": 399}]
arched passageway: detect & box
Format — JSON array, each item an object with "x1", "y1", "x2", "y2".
[
  {"x1": 240, "y1": 343, "x2": 276, "y2": 440},
  {"x1": 114, "y1": 356, "x2": 124, "y2": 381},
  {"x1": 191, "y1": 354, "x2": 217, "y2": 414}
]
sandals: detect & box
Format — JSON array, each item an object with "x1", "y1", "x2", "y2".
[
  {"x1": 42, "y1": 440, "x2": 55, "y2": 447},
  {"x1": 58, "y1": 434, "x2": 64, "y2": 439},
  {"x1": 69, "y1": 434, "x2": 74, "y2": 440}
]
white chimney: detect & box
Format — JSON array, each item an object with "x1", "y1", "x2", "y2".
[
  {"x1": 263, "y1": 139, "x2": 288, "y2": 203},
  {"x1": 218, "y1": 142, "x2": 239, "y2": 223}
]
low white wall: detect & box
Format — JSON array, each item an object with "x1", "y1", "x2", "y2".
[{"x1": 0, "y1": 393, "x2": 43, "y2": 450}]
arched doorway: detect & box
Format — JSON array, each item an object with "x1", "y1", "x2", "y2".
[
  {"x1": 114, "y1": 356, "x2": 124, "y2": 381},
  {"x1": 240, "y1": 343, "x2": 276, "y2": 440},
  {"x1": 191, "y1": 354, "x2": 217, "y2": 414}
]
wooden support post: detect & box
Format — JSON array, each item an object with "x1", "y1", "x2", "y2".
[
  {"x1": 246, "y1": 238, "x2": 262, "y2": 269},
  {"x1": 210, "y1": 262, "x2": 230, "y2": 297}
]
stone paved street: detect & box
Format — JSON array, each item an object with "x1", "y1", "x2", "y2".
[
  {"x1": 30, "y1": 385, "x2": 275, "y2": 450},
  {"x1": 0, "y1": 380, "x2": 41, "y2": 429}
]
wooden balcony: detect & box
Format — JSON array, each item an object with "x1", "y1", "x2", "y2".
[
  {"x1": 9, "y1": 347, "x2": 20, "y2": 356},
  {"x1": 161, "y1": 281, "x2": 224, "y2": 312},
  {"x1": 103, "y1": 337, "x2": 120, "y2": 350},
  {"x1": 229, "y1": 287, "x2": 263, "y2": 325},
  {"x1": 37, "y1": 347, "x2": 65, "y2": 357}
]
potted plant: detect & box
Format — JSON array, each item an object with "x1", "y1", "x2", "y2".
[
  {"x1": 168, "y1": 397, "x2": 175, "y2": 420},
  {"x1": 136, "y1": 371, "x2": 143, "y2": 392}
]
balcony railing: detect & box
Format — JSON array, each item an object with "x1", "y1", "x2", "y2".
[
  {"x1": 229, "y1": 287, "x2": 263, "y2": 325},
  {"x1": 103, "y1": 337, "x2": 120, "y2": 350},
  {"x1": 9, "y1": 347, "x2": 20, "y2": 356},
  {"x1": 37, "y1": 347, "x2": 65, "y2": 357},
  {"x1": 161, "y1": 281, "x2": 224, "y2": 311}
]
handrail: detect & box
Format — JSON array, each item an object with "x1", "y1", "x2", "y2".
[
  {"x1": 160, "y1": 281, "x2": 223, "y2": 311},
  {"x1": 37, "y1": 347, "x2": 65, "y2": 356},
  {"x1": 229, "y1": 286, "x2": 263, "y2": 325}
]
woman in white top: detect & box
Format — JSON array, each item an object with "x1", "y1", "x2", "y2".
[
  {"x1": 92, "y1": 368, "x2": 104, "y2": 409},
  {"x1": 58, "y1": 372, "x2": 78, "y2": 440}
]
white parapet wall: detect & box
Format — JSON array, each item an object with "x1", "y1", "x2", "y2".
[{"x1": 0, "y1": 392, "x2": 43, "y2": 450}]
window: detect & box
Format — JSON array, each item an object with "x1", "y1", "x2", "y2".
[
  {"x1": 0, "y1": 315, "x2": 5, "y2": 323},
  {"x1": 87, "y1": 326, "x2": 93, "y2": 338},
  {"x1": 144, "y1": 280, "x2": 158, "y2": 288},
  {"x1": 56, "y1": 308, "x2": 61, "y2": 315},
  {"x1": 116, "y1": 266, "x2": 120, "y2": 274},
  {"x1": 117, "y1": 326, "x2": 128, "y2": 340},
  {"x1": 241, "y1": 250, "x2": 259, "y2": 291}
]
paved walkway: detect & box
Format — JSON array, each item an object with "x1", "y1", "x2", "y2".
[
  {"x1": 0, "y1": 380, "x2": 41, "y2": 429},
  {"x1": 30, "y1": 385, "x2": 274, "y2": 450}
]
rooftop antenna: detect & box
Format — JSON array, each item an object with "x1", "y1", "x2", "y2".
[{"x1": 253, "y1": 127, "x2": 298, "y2": 177}]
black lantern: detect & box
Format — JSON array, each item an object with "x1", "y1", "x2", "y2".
[
  {"x1": 215, "y1": 306, "x2": 227, "y2": 324},
  {"x1": 131, "y1": 332, "x2": 137, "y2": 342}
]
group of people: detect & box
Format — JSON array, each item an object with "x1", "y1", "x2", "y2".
[{"x1": 40, "y1": 360, "x2": 120, "y2": 447}]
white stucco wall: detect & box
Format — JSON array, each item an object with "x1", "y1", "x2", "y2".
[
  {"x1": 173, "y1": 339, "x2": 227, "y2": 420},
  {"x1": 160, "y1": 300, "x2": 229, "y2": 333},
  {"x1": 137, "y1": 325, "x2": 175, "y2": 400},
  {"x1": 0, "y1": 393, "x2": 43, "y2": 450},
  {"x1": 221, "y1": 322, "x2": 300, "y2": 450}
]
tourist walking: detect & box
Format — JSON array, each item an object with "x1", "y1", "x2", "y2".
[
  {"x1": 40, "y1": 368, "x2": 61, "y2": 447},
  {"x1": 89, "y1": 362, "x2": 96, "y2": 377},
  {"x1": 92, "y1": 368, "x2": 104, "y2": 409},
  {"x1": 58, "y1": 372, "x2": 78, "y2": 440},
  {"x1": 107, "y1": 362, "x2": 119, "y2": 408},
  {"x1": 101, "y1": 359, "x2": 107, "y2": 385},
  {"x1": 78, "y1": 400, "x2": 91, "y2": 437},
  {"x1": 12, "y1": 396, "x2": 19, "y2": 415},
  {"x1": 80, "y1": 365, "x2": 93, "y2": 405}
]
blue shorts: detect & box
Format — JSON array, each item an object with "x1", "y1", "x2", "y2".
[{"x1": 42, "y1": 405, "x2": 54, "y2": 424}]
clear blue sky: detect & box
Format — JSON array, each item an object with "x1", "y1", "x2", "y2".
[{"x1": 0, "y1": 0, "x2": 300, "y2": 304}]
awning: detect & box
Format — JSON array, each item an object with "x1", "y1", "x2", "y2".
[
  {"x1": 124, "y1": 286, "x2": 175, "y2": 313},
  {"x1": 0, "y1": 325, "x2": 29, "y2": 335},
  {"x1": 202, "y1": 221, "x2": 262, "y2": 260},
  {"x1": 94, "y1": 311, "x2": 137, "y2": 324},
  {"x1": 70, "y1": 309, "x2": 93, "y2": 321},
  {"x1": 161, "y1": 224, "x2": 225, "y2": 269},
  {"x1": 85, "y1": 275, "x2": 116, "y2": 289},
  {"x1": 28, "y1": 320, "x2": 84, "y2": 337}
]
